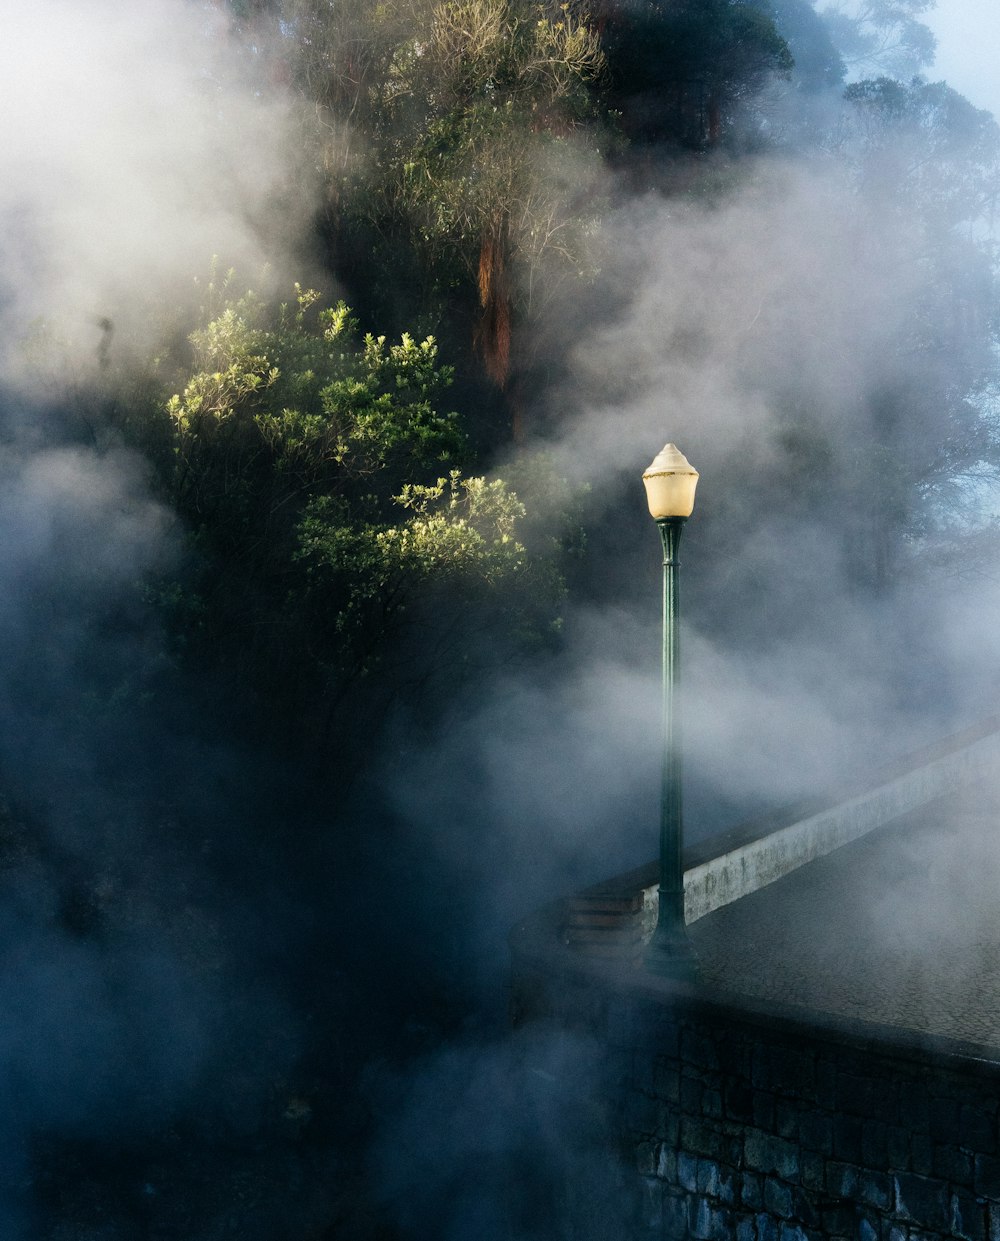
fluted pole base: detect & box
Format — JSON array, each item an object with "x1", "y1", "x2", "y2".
[{"x1": 645, "y1": 907, "x2": 699, "y2": 981}]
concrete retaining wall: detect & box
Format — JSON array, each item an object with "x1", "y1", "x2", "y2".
[
  {"x1": 684, "y1": 722, "x2": 1000, "y2": 922},
  {"x1": 564, "y1": 718, "x2": 1000, "y2": 953}
]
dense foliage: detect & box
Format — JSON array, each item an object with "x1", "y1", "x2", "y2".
[
  {"x1": 230, "y1": 0, "x2": 610, "y2": 412},
  {"x1": 106, "y1": 277, "x2": 566, "y2": 761},
  {"x1": 600, "y1": 0, "x2": 794, "y2": 148}
]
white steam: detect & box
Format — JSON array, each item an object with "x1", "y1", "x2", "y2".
[
  {"x1": 0, "y1": 0, "x2": 316, "y2": 379},
  {"x1": 0, "y1": 9, "x2": 317, "y2": 1224},
  {"x1": 390, "y1": 140, "x2": 999, "y2": 941},
  {"x1": 550, "y1": 159, "x2": 937, "y2": 481}
]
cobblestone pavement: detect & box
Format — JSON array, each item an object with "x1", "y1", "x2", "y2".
[{"x1": 689, "y1": 774, "x2": 1000, "y2": 1049}]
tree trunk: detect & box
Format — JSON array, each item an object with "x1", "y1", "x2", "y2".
[{"x1": 475, "y1": 220, "x2": 512, "y2": 390}]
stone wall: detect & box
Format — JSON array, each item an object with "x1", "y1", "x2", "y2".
[
  {"x1": 627, "y1": 1000, "x2": 1000, "y2": 1240},
  {"x1": 513, "y1": 719, "x2": 1000, "y2": 1239},
  {"x1": 510, "y1": 927, "x2": 1000, "y2": 1241}
]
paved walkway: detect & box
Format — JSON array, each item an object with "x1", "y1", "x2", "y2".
[{"x1": 689, "y1": 776, "x2": 1000, "y2": 1049}]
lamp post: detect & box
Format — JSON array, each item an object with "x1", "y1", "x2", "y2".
[{"x1": 642, "y1": 443, "x2": 700, "y2": 981}]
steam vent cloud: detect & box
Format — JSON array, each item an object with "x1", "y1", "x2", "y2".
[
  {"x1": 556, "y1": 164, "x2": 954, "y2": 478},
  {"x1": 0, "y1": 5, "x2": 320, "y2": 1237},
  {"x1": 495, "y1": 150, "x2": 989, "y2": 834},
  {"x1": 0, "y1": 0, "x2": 313, "y2": 379}
]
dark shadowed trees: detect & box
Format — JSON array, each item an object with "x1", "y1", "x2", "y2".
[{"x1": 598, "y1": 0, "x2": 793, "y2": 151}]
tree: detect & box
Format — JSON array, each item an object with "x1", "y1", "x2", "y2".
[
  {"x1": 112, "y1": 276, "x2": 567, "y2": 762},
  {"x1": 840, "y1": 77, "x2": 1000, "y2": 228},
  {"x1": 367, "y1": 0, "x2": 607, "y2": 392},
  {"x1": 226, "y1": 0, "x2": 610, "y2": 419},
  {"x1": 820, "y1": 0, "x2": 936, "y2": 80},
  {"x1": 598, "y1": 0, "x2": 793, "y2": 151},
  {"x1": 830, "y1": 78, "x2": 1000, "y2": 588},
  {"x1": 766, "y1": 0, "x2": 845, "y2": 95}
]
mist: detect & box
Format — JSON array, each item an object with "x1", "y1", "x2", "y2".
[
  {"x1": 364, "y1": 62, "x2": 1000, "y2": 1235},
  {"x1": 0, "y1": 0, "x2": 997, "y2": 1237},
  {"x1": 0, "y1": 4, "x2": 327, "y2": 1236},
  {"x1": 928, "y1": 0, "x2": 1000, "y2": 119},
  {"x1": 0, "y1": 0, "x2": 317, "y2": 383},
  {"x1": 400, "y1": 142, "x2": 997, "y2": 914}
]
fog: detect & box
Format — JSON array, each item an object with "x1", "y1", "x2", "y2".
[
  {"x1": 0, "y1": 0, "x2": 998, "y2": 1237},
  {"x1": 0, "y1": 0, "x2": 316, "y2": 383},
  {"x1": 0, "y1": 4, "x2": 328, "y2": 1236},
  {"x1": 928, "y1": 0, "x2": 1000, "y2": 119},
  {"x1": 408, "y1": 144, "x2": 997, "y2": 907}
]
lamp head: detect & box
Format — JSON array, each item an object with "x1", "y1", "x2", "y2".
[{"x1": 642, "y1": 443, "x2": 698, "y2": 519}]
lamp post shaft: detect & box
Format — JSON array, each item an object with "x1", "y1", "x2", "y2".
[{"x1": 645, "y1": 516, "x2": 699, "y2": 979}]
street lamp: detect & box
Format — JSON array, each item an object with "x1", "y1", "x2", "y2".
[{"x1": 642, "y1": 443, "x2": 700, "y2": 981}]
